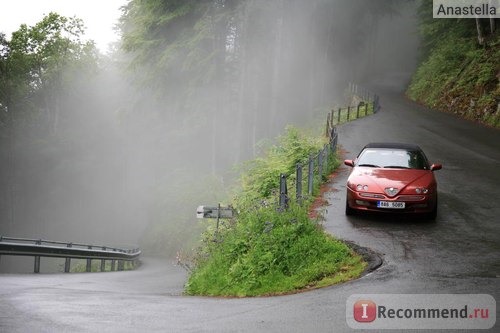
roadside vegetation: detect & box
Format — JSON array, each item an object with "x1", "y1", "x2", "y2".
[
  {"x1": 407, "y1": 1, "x2": 499, "y2": 127},
  {"x1": 185, "y1": 127, "x2": 366, "y2": 297}
]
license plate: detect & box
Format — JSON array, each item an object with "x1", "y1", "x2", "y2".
[{"x1": 377, "y1": 201, "x2": 405, "y2": 209}]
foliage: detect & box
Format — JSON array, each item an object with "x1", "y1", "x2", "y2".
[
  {"x1": 408, "y1": 1, "x2": 499, "y2": 127},
  {"x1": 235, "y1": 126, "x2": 327, "y2": 207},
  {"x1": 0, "y1": 12, "x2": 98, "y2": 134},
  {"x1": 185, "y1": 127, "x2": 365, "y2": 297},
  {"x1": 117, "y1": 0, "x2": 405, "y2": 170},
  {"x1": 407, "y1": 35, "x2": 475, "y2": 106},
  {"x1": 186, "y1": 203, "x2": 364, "y2": 296}
]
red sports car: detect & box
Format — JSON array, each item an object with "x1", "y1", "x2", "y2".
[{"x1": 344, "y1": 143, "x2": 442, "y2": 219}]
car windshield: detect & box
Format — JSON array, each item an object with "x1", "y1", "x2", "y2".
[{"x1": 356, "y1": 148, "x2": 429, "y2": 170}]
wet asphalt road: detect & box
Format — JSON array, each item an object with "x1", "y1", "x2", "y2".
[{"x1": 1, "y1": 88, "x2": 499, "y2": 332}]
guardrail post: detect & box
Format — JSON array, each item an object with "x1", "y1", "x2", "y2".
[
  {"x1": 64, "y1": 243, "x2": 72, "y2": 273},
  {"x1": 337, "y1": 108, "x2": 341, "y2": 124},
  {"x1": 86, "y1": 246, "x2": 92, "y2": 272},
  {"x1": 34, "y1": 239, "x2": 42, "y2": 273},
  {"x1": 279, "y1": 174, "x2": 288, "y2": 210},
  {"x1": 318, "y1": 150, "x2": 323, "y2": 178},
  {"x1": 357, "y1": 104, "x2": 360, "y2": 118},
  {"x1": 296, "y1": 163, "x2": 302, "y2": 205},
  {"x1": 118, "y1": 260, "x2": 124, "y2": 271},
  {"x1": 347, "y1": 106, "x2": 350, "y2": 121},
  {"x1": 324, "y1": 144, "x2": 329, "y2": 173},
  {"x1": 325, "y1": 113, "x2": 330, "y2": 137},
  {"x1": 330, "y1": 127, "x2": 337, "y2": 153},
  {"x1": 111, "y1": 259, "x2": 116, "y2": 271},
  {"x1": 101, "y1": 247, "x2": 106, "y2": 272},
  {"x1": 34, "y1": 256, "x2": 40, "y2": 273},
  {"x1": 308, "y1": 154, "x2": 314, "y2": 196}
]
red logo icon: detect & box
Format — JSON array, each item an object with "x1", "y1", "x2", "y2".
[{"x1": 354, "y1": 300, "x2": 376, "y2": 322}]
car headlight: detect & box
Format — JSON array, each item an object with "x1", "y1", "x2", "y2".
[
  {"x1": 415, "y1": 188, "x2": 429, "y2": 194},
  {"x1": 357, "y1": 184, "x2": 369, "y2": 191}
]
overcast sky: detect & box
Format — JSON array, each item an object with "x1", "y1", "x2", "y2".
[{"x1": 0, "y1": 0, "x2": 128, "y2": 53}]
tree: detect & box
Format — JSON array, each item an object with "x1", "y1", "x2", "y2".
[
  {"x1": 6, "y1": 12, "x2": 97, "y2": 134},
  {"x1": 0, "y1": 13, "x2": 98, "y2": 233}
]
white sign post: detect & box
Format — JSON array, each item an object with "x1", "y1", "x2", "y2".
[{"x1": 196, "y1": 204, "x2": 235, "y2": 240}]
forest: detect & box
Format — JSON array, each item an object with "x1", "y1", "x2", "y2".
[
  {"x1": 407, "y1": 1, "x2": 499, "y2": 126},
  {"x1": 1, "y1": 0, "x2": 496, "y2": 256}
]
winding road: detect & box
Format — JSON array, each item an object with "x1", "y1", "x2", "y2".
[{"x1": 1, "y1": 86, "x2": 499, "y2": 332}]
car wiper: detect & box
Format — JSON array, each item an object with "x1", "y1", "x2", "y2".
[
  {"x1": 383, "y1": 165, "x2": 410, "y2": 169},
  {"x1": 358, "y1": 164, "x2": 380, "y2": 168}
]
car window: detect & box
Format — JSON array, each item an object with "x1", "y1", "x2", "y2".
[{"x1": 356, "y1": 148, "x2": 429, "y2": 169}]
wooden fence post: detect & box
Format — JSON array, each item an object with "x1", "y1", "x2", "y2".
[
  {"x1": 296, "y1": 164, "x2": 302, "y2": 205},
  {"x1": 324, "y1": 144, "x2": 329, "y2": 174},
  {"x1": 279, "y1": 174, "x2": 288, "y2": 210},
  {"x1": 318, "y1": 151, "x2": 323, "y2": 178},
  {"x1": 308, "y1": 154, "x2": 314, "y2": 195},
  {"x1": 326, "y1": 113, "x2": 330, "y2": 137}
]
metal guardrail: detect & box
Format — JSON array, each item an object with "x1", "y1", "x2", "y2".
[
  {"x1": 278, "y1": 84, "x2": 377, "y2": 210},
  {"x1": 0, "y1": 236, "x2": 141, "y2": 273},
  {"x1": 278, "y1": 126, "x2": 338, "y2": 210}
]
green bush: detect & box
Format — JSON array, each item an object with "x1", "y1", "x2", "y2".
[
  {"x1": 185, "y1": 204, "x2": 364, "y2": 296},
  {"x1": 235, "y1": 126, "x2": 327, "y2": 208},
  {"x1": 185, "y1": 126, "x2": 365, "y2": 297},
  {"x1": 408, "y1": 4, "x2": 499, "y2": 127}
]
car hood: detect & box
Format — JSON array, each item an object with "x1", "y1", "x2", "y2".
[{"x1": 349, "y1": 167, "x2": 434, "y2": 196}]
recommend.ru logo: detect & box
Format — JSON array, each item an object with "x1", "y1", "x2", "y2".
[{"x1": 347, "y1": 294, "x2": 496, "y2": 330}]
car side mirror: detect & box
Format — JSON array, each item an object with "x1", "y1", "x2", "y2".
[
  {"x1": 344, "y1": 159, "x2": 354, "y2": 167},
  {"x1": 430, "y1": 163, "x2": 442, "y2": 171}
]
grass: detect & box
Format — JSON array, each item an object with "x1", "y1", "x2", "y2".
[
  {"x1": 185, "y1": 204, "x2": 365, "y2": 296},
  {"x1": 407, "y1": 21, "x2": 499, "y2": 127},
  {"x1": 184, "y1": 126, "x2": 366, "y2": 297}
]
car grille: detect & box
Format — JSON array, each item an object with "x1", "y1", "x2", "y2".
[{"x1": 396, "y1": 195, "x2": 425, "y2": 201}]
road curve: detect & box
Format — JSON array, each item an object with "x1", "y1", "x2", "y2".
[{"x1": 1, "y1": 88, "x2": 499, "y2": 332}]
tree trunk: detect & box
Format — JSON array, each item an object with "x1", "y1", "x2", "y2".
[
  {"x1": 490, "y1": 18, "x2": 495, "y2": 34},
  {"x1": 52, "y1": 94, "x2": 60, "y2": 135},
  {"x1": 269, "y1": 0, "x2": 284, "y2": 137},
  {"x1": 210, "y1": 2, "x2": 227, "y2": 175},
  {"x1": 476, "y1": 18, "x2": 485, "y2": 46},
  {"x1": 235, "y1": 1, "x2": 250, "y2": 164},
  {"x1": 6, "y1": 104, "x2": 16, "y2": 234}
]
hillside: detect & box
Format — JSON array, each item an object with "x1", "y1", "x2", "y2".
[{"x1": 407, "y1": 6, "x2": 499, "y2": 128}]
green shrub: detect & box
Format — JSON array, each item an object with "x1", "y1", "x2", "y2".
[
  {"x1": 185, "y1": 203, "x2": 364, "y2": 296},
  {"x1": 235, "y1": 126, "x2": 327, "y2": 208},
  {"x1": 185, "y1": 126, "x2": 365, "y2": 297},
  {"x1": 408, "y1": 7, "x2": 499, "y2": 127}
]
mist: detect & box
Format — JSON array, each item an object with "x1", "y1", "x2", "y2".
[{"x1": 0, "y1": 0, "x2": 420, "y2": 261}]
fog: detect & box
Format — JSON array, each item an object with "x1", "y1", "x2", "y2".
[{"x1": 0, "y1": 0, "x2": 420, "y2": 261}]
